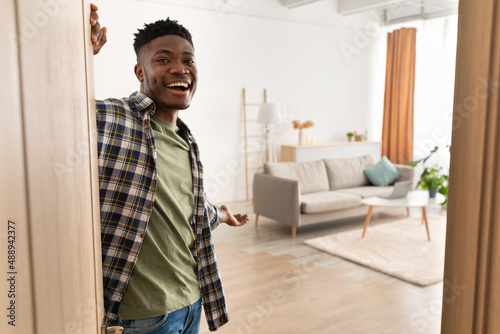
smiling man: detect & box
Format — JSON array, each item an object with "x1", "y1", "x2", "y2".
[{"x1": 90, "y1": 5, "x2": 248, "y2": 334}]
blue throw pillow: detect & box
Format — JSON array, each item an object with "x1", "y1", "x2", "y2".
[{"x1": 363, "y1": 156, "x2": 401, "y2": 186}]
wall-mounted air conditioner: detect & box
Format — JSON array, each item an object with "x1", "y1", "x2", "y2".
[
  {"x1": 279, "y1": 0, "x2": 324, "y2": 9},
  {"x1": 338, "y1": 0, "x2": 411, "y2": 16}
]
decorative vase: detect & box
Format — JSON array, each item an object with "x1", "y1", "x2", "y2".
[
  {"x1": 347, "y1": 136, "x2": 353, "y2": 142},
  {"x1": 428, "y1": 188, "x2": 438, "y2": 198},
  {"x1": 298, "y1": 129, "x2": 304, "y2": 145}
]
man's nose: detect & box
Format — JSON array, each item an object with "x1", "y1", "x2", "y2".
[{"x1": 170, "y1": 61, "x2": 189, "y2": 74}]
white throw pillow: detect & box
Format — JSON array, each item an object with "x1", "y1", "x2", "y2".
[
  {"x1": 324, "y1": 155, "x2": 376, "y2": 190},
  {"x1": 264, "y1": 160, "x2": 329, "y2": 194}
]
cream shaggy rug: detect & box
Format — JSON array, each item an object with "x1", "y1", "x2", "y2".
[{"x1": 304, "y1": 214, "x2": 447, "y2": 286}]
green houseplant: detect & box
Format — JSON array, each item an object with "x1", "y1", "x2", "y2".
[
  {"x1": 347, "y1": 132, "x2": 355, "y2": 142},
  {"x1": 417, "y1": 167, "x2": 448, "y2": 199},
  {"x1": 408, "y1": 146, "x2": 449, "y2": 204}
]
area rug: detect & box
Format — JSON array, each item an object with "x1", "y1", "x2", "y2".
[{"x1": 304, "y1": 214, "x2": 447, "y2": 286}]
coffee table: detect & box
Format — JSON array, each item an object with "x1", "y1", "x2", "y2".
[{"x1": 361, "y1": 190, "x2": 444, "y2": 241}]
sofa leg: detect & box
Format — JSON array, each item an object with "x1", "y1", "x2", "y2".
[
  {"x1": 255, "y1": 214, "x2": 259, "y2": 226},
  {"x1": 291, "y1": 227, "x2": 297, "y2": 239}
]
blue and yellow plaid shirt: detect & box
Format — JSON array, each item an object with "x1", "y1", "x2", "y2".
[{"x1": 96, "y1": 91, "x2": 228, "y2": 331}]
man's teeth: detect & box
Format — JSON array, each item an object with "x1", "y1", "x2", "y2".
[{"x1": 166, "y1": 82, "x2": 189, "y2": 88}]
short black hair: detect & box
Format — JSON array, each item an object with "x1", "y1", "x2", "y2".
[{"x1": 133, "y1": 18, "x2": 193, "y2": 57}]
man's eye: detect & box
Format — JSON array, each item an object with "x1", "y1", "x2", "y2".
[
  {"x1": 185, "y1": 59, "x2": 195, "y2": 65},
  {"x1": 158, "y1": 58, "x2": 170, "y2": 63}
]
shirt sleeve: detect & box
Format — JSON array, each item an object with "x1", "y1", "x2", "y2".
[
  {"x1": 95, "y1": 99, "x2": 104, "y2": 112},
  {"x1": 95, "y1": 100, "x2": 108, "y2": 126},
  {"x1": 204, "y1": 194, "x2": 222, "y2": 230}
]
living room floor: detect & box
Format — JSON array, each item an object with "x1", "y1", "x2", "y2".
[{"x1": 200, "y1": 201, "x2": 447, "y2": 334}]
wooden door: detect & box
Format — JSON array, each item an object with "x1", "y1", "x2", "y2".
[{"x1": 1, "y1": 0, "x2": 103, "y2": 333}]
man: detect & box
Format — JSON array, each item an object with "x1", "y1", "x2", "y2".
[{"x1": 90, "y1": 4, "x2": 249, "y2": 333}]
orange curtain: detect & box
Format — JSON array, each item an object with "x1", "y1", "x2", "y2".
[{"x1": 381, "y1": 27, "x2": 417, "y2": 164}]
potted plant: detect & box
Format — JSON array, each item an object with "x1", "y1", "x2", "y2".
[
  {"x1": 347, "y1": 132, "x2": 355, "y2": 142},
  {"x1": 417, "y1": 167, "x2": 448, "y2": 199},
  {"x1": 408, "y1": 146, "x2": 450, "y2": 204}
]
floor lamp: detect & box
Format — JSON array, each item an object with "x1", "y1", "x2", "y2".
[{"x1": 257, "y1": 103, "x2": 284, "y2": 163}]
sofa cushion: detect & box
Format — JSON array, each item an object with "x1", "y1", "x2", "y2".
[
  {"x1": 300, "y1": 191, "x2": 362, "y2": 214},
  {"x1": 324, "y1": 155, "x2": 376, "y2": 190},
  {"x1": 363, "y1": 156, "x2": 401, "y2": 186},
  {"x1": 264, "y1": 160, "x2": 329, "y2": 194},
  {"x1": 337, "y1": 186, "x2": 394, "y2": 199}
]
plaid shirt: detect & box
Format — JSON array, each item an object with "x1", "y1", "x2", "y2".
[{"x1": 96, "y1": 91, "x2": 228, "y2": 331}]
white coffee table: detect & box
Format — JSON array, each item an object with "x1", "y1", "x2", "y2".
[{"x1": 361, "y1": 190, "x2": 444, "y2": 241}]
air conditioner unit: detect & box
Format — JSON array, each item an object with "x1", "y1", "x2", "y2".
[
  {"x1": 279, "y1": 0, "x2": 324, "y2": 9},
  {"x1": 338, "y1": 0, "x2": 411, "y2": 16}
]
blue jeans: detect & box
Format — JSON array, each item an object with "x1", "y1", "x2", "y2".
[{"x1": 115, "y1": 299, "x2": 202, "y2": 334}]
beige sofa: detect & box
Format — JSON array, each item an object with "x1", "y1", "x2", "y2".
[{"x1": 253, "y1": 154, "x2": 414, "y2": 238}]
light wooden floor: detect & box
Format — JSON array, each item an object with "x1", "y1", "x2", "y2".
[{"x1": 200, "y1": 201, "x2": 447, "y2": 334}]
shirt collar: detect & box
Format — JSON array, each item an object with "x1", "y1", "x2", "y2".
[
  {"x1": 176, "y1": 117, "x2": 192, "y2": 137},
  {"x1": 129, "y1": 91, "x2": 156, "y2": 115},
  {"x1": 129, "y1": 91, "x2": 192, "y2": 136}
]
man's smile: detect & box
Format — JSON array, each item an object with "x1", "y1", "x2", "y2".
[
  {"x1": 165, "y1": 81, "x2": 190, "y2": 90},
  {"x1": 164, "y1": 80, "x2": 191, "y2": 96}
]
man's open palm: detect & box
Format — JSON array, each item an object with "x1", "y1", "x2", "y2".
[{"x1": 220, "y1": 205, "x2": 249, "y2": 227}]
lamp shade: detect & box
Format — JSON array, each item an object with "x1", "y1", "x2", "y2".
[{"x1": 257, "y1": 103, "x2": 283, "y2": 125}]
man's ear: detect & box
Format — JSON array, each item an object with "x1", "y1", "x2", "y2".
[{"x1": 134, "y1": 64, "x2": 144, "y2": 83}]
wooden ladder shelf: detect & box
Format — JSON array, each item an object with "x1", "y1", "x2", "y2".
[{"x1": 242, "y1": 88, "x2": 267, "y2": 201}]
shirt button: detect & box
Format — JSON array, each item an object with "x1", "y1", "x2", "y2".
[
  {"x1": 140, "y1": 233, "x2": 145, "y2": 238},
  {"x1": 145, "y1": 204, "x2": 152, "y2": 210},
  {"x1": 144, "y1": 119, "x2": 149, "y2": 126},
  {"x1": 129, "y1": 261, "x2": 134, "y2": 267}
]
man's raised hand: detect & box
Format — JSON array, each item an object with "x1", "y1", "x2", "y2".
[{"x1": 90, "y1": 3, "x2": 107, "y2": 55}]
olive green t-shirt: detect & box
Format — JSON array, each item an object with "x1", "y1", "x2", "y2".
[{"x1": 118, "y1": 115, "x2": 200, "y2": 319}]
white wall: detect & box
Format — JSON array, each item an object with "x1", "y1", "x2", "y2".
[{"x1": 93, "y1": 0, "x2": 382, "y2": 203}]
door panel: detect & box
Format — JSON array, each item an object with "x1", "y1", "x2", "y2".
[
  {"x1": 1, "y1": 0, "x2": 102, "y2": 333},
  {"x1": 0, "y1": 1, "x2": 35, "y2": 333}
]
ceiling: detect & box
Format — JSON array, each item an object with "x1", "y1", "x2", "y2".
[{"x1": 281, "y1": 0, "x2": 459, "y2": 25}]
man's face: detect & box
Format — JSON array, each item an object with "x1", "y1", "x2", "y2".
[{"x1": 135, "y1": 35, "x2": 197, "y2": 112}]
